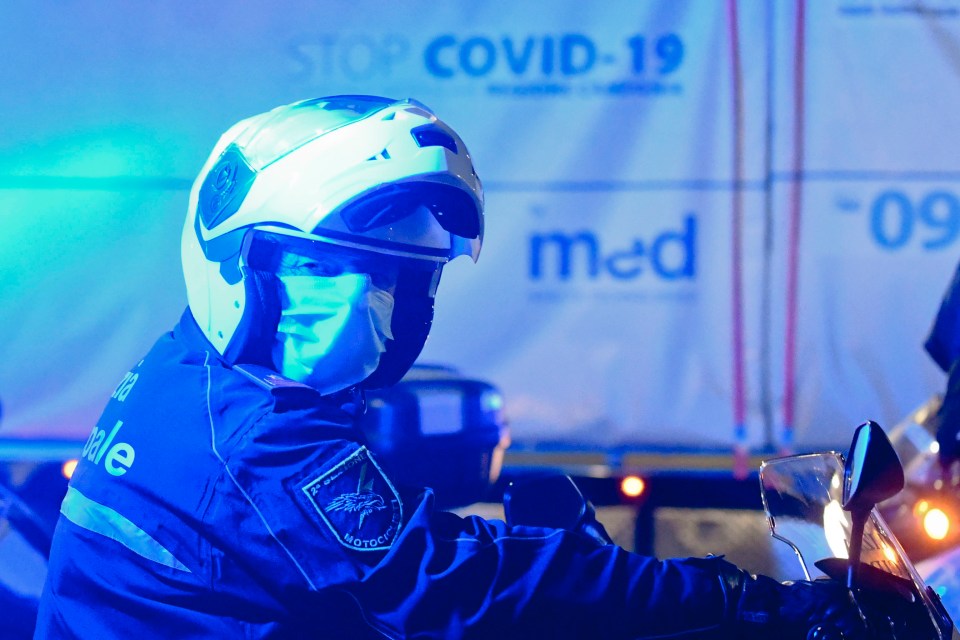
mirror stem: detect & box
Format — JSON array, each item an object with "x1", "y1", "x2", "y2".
[{"x1": 846, "y1": 508, "x2": 868, "y2": 590}]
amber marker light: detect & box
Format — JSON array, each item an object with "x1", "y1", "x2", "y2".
[
  {"x1": 620, "y1": 475, "x2": 646, "y2": 498},
  {"x1": 924, "y1": 508, "x2": 951, "y2": 541},
  {"x1": 62, "y1": 458, "x2": 79, "y2": 480}
]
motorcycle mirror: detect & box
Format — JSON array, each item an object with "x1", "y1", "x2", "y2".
[
  {"x1": 842, "y1": 420, "x2": 905, "y2": 590},
  {"x1": 503, "y1": 475, "x2": 588, "y2": 530},
  {"x1": 842, "y1": 420, "x2": 904, "y2": 513}
]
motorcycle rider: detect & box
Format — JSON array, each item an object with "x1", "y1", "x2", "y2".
[
  {"x1": 926, "y1": 260, "x2": 960, "y2": 469},
  {"x1": 35, "y1": 95, "x2": 866, "y2": 639}
]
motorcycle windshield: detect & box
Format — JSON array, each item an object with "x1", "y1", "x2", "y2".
[{"x1": 760, "y1": 452, "x2": 956, "y2": 640}]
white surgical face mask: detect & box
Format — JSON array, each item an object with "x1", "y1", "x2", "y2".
[{"x1": 273, "y1": 273, "x2": 395, "y2": 395}]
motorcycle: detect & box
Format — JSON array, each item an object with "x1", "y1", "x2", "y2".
[
  {"x1": 875, "y1": 395, "x2": 960, "y2": 626},
  {"x1": 504, "y1": 420, "x2": 957, "y2": 639},
  {"x1": 861, "y1": 395, "x2": 960, "y2": 564}
]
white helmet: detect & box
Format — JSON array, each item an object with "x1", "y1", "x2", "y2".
[{"x1": 182, "y1": 95, "x2": 484, "y2": 386}]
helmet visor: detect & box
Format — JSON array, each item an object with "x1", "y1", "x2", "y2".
[
  {"x1": 339, "y1": 182, "x2": 480, "y2": 239},
  {"x1": 316, "y1": 183, "x2": 483, "y2": 262},
  {"x1": 242, "y1": 227, "x2": 444, "y2": 301},
  {"x1": 242, "y1": 228, "x2": 443, "y2": 278}
]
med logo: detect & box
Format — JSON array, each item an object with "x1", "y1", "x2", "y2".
[
  {"x1": 529, "y1": 214, "x2": 697, "y2": 281},
  {"x1": 300, "y1": 446, "x2": 402, "y2": 551}
]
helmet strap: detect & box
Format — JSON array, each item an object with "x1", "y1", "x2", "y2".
[{"x1": 223, "y1": 269, "x2": 282, "y2": 367}]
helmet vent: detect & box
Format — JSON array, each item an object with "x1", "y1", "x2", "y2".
[
  {"x1": 366, "y1": 148, "x2": 392, "y2": 161},
  {"x1": 411, "y1": 124, "x2": 457, "y2": 153}
]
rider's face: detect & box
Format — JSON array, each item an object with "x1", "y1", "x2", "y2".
[{"x1": 277, "y1": 249, "x2": 400, "y2": 294}]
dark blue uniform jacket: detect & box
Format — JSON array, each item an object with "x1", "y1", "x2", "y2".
[{"x1": 36, "y1": 312, "x2": 733, "y2": 639}]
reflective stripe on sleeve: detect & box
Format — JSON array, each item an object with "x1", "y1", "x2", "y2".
[{"x1": 60, "y1": 485, "x2": 191, "y2": 573}]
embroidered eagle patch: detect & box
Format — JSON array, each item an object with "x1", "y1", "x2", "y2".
[{"x1": 300, "y1": 446, "x2": 402, "y2": 552}]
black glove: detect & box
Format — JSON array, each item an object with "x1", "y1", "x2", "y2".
[
  {"x1": 736, "y1": 574, "x2": 868, "y2": 640},
  {"x1": 679, "y1": 556, "x2": 867, "y2": 638}
]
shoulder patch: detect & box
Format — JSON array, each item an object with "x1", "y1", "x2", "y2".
[{"x1": 299, "y1": 446, "x2": 402, "y2": 552}]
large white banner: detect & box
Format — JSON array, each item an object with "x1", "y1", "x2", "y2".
[
  {"x1": 0, "y1": 0, "x2": 957, "y2": 454},
  {"x1": 767, "y1": 0, "x2": 960, "y2": 447}
]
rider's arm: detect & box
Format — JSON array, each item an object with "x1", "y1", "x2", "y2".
[{"x1": 216, "y1": 391, "x2": 862, "y2": 639}]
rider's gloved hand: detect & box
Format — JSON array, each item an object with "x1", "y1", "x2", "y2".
[
  {"x1": 736, "y1": 574, "x2": 868, "y2": 640},
  {"x1": 679, "y1": 556, "x2": 867, "y2": 639}
]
